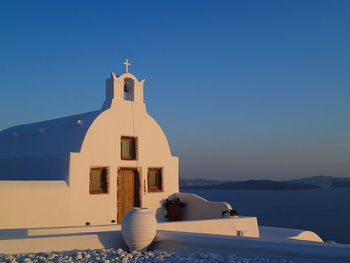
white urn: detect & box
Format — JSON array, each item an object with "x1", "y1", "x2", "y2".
[{"x1": 121, "y1": 207, "x2": 157, "y2": 251}]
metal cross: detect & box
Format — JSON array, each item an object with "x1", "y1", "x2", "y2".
[{"x1": 123, "y1": 59, "x2": 131, "y2": 73}]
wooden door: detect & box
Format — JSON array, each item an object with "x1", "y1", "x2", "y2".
[{"x1": 117, "y1": 169, "x2": 140, "y2": 223}]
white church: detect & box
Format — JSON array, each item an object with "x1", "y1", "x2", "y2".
[
  {"x1": 0, "y1": 60, "x2": 180, "y2": 228},
  {"x1": 0, "y1": 60, "x2": 330, "y2": 259}
]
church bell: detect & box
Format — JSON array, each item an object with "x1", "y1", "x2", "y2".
[{"x1": 124, "y1": 82, "x2": 129, "y2": 92}]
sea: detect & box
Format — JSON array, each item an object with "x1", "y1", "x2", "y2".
[{"x1": 181, "y1": 188, "x2": 350, "y2": 244}]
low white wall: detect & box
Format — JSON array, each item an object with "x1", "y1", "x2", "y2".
[
  {"x1": 173, "y1": 192, "x2": 232, "y2": 220},
  {"x1": 0, "y1": 224, "x2": 339, "y2": 260},
  {"x1": 260, "y1": 226, "x2": 323, "y2": 242},
  {"x1": 0, "y1": 232, "x2": 126, "y2": 254},
  {"x1": 0, "y1": 225, "x2": 125, "y2": 254},
  {"x1": 0, "y1": 224, "x2": 122, "y2": 237},
  {"x1": 0, "y1": 181, "x2": 70, "y2": 228},
  {"x1": 158, "y1": 217, "x2": 259, "y2": 238},
  {"x1": 0, "y1": 216, "x2": 260, "y2": 254},
  {"x1": 153, "y1": 230, "x2": 350, "y2": 263}
]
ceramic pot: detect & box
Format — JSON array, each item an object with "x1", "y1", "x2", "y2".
[
  {"x1": 121, "y1": 207, "x2": 157, "y2": 251},
  {"x1": 168, "y1": 205, "x2": 182, "y2": 221}
]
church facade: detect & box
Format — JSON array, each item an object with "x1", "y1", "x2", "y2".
[{"x1": 0, "y1": 61, "x2": 179, "y2": 228}]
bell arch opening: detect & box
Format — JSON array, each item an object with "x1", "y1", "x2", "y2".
[{"x1": 123, "y1": 78, "x2": 135, "y2": 101}]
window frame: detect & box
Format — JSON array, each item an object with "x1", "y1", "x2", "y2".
[
  {"x1": 147, "y1": 167, "x2": 163, "y2": 193},
  {"x1": 121, "y1": 136, "x2": 137, "y2": 160},
  {"x1": 89, "y1": 167, "x2": 109, "y2": 194}
]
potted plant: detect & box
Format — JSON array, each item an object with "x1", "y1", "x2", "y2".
[{"x1": 163, "y1": 197, "x2": 187, "y2": 221}]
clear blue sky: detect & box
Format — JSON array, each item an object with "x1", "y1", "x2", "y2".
[{"x1": 0, "y1": 0, "x2": 349, "y2": 180}]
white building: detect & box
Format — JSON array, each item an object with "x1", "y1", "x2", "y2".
[
  {"x1": 0, "y1": 60, "x2": 179, "y2": 228},
  {"x1": 0, "y1": 61, "x2": 326, "y2": 255}
]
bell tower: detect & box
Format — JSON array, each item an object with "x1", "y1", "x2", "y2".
[{"x1": 102, "y1": 59, "x2": 145, "y2": 110}]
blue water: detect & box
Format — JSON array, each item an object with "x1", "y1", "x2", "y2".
[{"x1": 182, "y1": 188, "x2": 350, "y2": 244}]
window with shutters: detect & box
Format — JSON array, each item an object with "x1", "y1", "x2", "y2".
[
  {"x1": 89, "y1": 167, "x2": 108, "y2": 194},
  {"x1": 148, "y1": 168, "x2": 163, "y2": 192},
  {"x1": 121, "y1": 136, "x2": 137, "y2": 160}
]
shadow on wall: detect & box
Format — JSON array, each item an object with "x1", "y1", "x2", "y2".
[
  {"x1": 0, "y1": 228, "x2": 128, "y2": 253},
  {"x1": 0, "y1": 229, "x2": 29, "y2": 240},
  {"x1": 0, "y1": 228, "x2": 126, "y2": 247},
  {"x1": 155, "y1": 200, "x2": 167, "y2": 222}
]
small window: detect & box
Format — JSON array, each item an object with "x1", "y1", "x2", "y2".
[
  {"x1": 148, "y1": 168, "x2": 163, "y2": 192},
  {"x1": 89, "y1": 167, "x2": 108, "y2": 194},
  {"x1": 121, "y1": 136, "x2": 137, "y2": 160}
]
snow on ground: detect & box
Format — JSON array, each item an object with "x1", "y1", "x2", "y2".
[{"x1": 0, "y1": 248, "x2": 317, "y2": 263}]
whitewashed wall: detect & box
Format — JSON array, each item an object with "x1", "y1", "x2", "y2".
[
  {"x1": 0, "y1": 72, "x2": 179, "y2": 228},
  {"x1": 0, "y1": 181, "x2": 70, "y2": 228}
]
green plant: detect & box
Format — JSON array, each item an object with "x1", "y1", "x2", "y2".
[
  {"x1": 222, "y1": 208, "x2": 238, "y2": 217},
  {"x1": 162, "y1": 197, "x2": 187, "y2": 220},
  {"x1": 163, "y1": 197, "x2": 187, "y2": 210}
]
